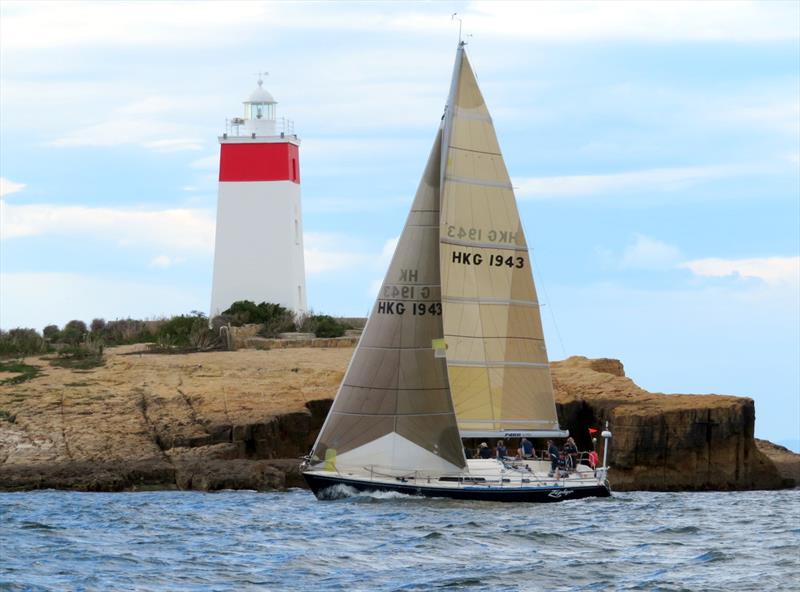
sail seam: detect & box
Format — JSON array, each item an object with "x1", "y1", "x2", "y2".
[
  {"x1": 444, "y1": 175, "x2": 513, "y2": 189},
  {"x1": 331, "y1": 411, "x2": 457, "y2": 417},
  {"x1": 359, "y1": 346, "x2": 437, "y2": 351},
  {"x1": 444, "y1": 334, "x2": 544, "y2": 341},
  {"x1": 449, "y1": 145, "x2": 501, "y2": 156},
  {"x1": 342, "y1": 385, "x2": 450, "y2": 391},
  {"x1": 440, "y1": 237, "x2": 528, "y2": 251},
  {"x1": 442, "y1": 296, "x2": 539, "y2": 306},
  {"x1": 445, "y1": 360, "x2": 550, "y2": 368}
]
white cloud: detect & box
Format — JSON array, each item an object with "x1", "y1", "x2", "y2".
[
  {"x1": 515, "y1": 165, "x2": 744, "y2": 199},
  {"x1": 366, "y1": 236, "x2": 401, "y2": 296},
  {"x1": 49, "y1": 111, "x2": 206, "y2": 152},
  {"x1": 0, "y1": 272, "x2": 208, "y2": 330},
  {"x1": 303, "y1": 195, "x2": 410, "y2": 214},
  {"x1": 1, "y1": 1, "x2": 275, "y2": 50},
  {"x1": 381, "y1": 236, "x2": 399, "y2": 262},
  {"x1": 457, "y1": 1, "x2": 800, "y2": 42},
  {"x1": 149, "y1": 255, "x2": 184, "y2": 269},
  {"x1": 303, "y1": 233, "x2": 373, "y2": 275},
  {"x1": 711, "y1": 100, "x2": 800, "y2": 136},
  {"x1": 303, "y1": 233, "x2": 398, "y2": 276},
  {"x1": 190, "y1": 155, "x2": 219, "y2": 170},
  {"x1": 3, "y1": 1, "x2": 795, "y2": 52},
  {"x1": 621, "y1": 234, "x2": 681, "y2": 270},
  {"x1": 142, "y1": 139, "x2": 204, "y2": 152},
  {"x1": 0, "y1": 178, "x2": 25, "y2": 198},
  {"x1": 0, "y1": 201, "x2": 215, "y2": 254},
  {"x1": 0, "y1": 195, "x2": 399, "y2": 278},
  {"x1": 680, "y1": 256, "x2": 800, "y2": 286}
]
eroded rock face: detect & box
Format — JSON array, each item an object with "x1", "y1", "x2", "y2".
[
  {"x1": 0, "y1": 347, "x2": 793, "y2": 492},
  {"x1": 551, "y1": 357, "x2": 788, "y2": 491},
  {"x1": 0, "y1": 347, "x2": 346, "y2": 492}
]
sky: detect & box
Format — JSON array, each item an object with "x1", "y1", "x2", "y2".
[{"x1": 0, "y1": 1, "x2": 798, "y2": 447}]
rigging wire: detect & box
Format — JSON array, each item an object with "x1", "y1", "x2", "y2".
[{"x1": 530, "y1": 248, "x2": 568, "y2": 360}]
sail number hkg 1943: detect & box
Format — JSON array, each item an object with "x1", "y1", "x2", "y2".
[
  {"x1": 451, "y1": 251, "x2": 525, "y2": 269},
  {"x1": 381, "y1": 285, "x2": 432, "y2": 299},
  {"x1": 377, "y1": 301, "x2": 442, "y2": 316},
  {"x1": 445, "y1": 225, "x2": 519, "y2": 244}
]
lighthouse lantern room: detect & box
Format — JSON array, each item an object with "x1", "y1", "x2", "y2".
[{"x1": 210, "y1": 75, "x2": 307, "y2": 318}]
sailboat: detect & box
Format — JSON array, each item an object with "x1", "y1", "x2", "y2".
[{"x1": 302, "y1": 44, "x2": 612, "y2": 502}]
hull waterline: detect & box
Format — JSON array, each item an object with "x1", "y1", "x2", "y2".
[{"x1": 303, "y1": 472, "x2": 611, "y2": 503}]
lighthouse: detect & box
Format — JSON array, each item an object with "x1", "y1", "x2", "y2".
[{"x1": 210, "y1": 76, "x2": 307, "y2": 318}]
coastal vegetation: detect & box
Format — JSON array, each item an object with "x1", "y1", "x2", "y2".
[
  {"x1": 0, "y1": 301, "x2": 355, "y2": 358},
  {"x1": 0, "y1": 360, "x2": 42, "y2": 385},
  {"x1": 217, "y1": 300, "x2": 352, "y2": 339}
]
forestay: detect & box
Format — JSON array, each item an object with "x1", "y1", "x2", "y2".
[
  {"x1": 439, "y1": 45, "x2": 565, "y2": 439},
  {"x1": 310, "y1": 130, "x2": 467, "y2": 476}
]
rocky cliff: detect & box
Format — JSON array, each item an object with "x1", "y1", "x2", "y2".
[
  {"x1": 0, "y1": 346, "x2": 795, "y2": 492},
  {"x1": 551, "y1": 357, "x2": 791, "y2": 491}
]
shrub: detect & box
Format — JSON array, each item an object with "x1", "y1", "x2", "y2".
[
  {"x1": 0, "y1": 329, "x2": 47, "y2": 356},
  {"x1": 221, "y1": 300, "x2": 295, "y2": 337},
  {"x1": 42, "y1": 325, "x2": 61, "y2": 341},
  {"x1": 156, "y1": 315, "x2": 200, "y2": 347},
  {"x1": 102, "y1": 318, "x2": 157, "y2": 345},
  {"x1": 61, "y1": 320, "x2": 88, "y2": 345},
  {"x1": 262, "y1": 310, "x2": 296, "y2": 338},
  {"x1": 154, "y1": 313, "x2": 219, "y2": 351},
  {"x1": 312, "y1": 315, "x2": 347, "y2": 338},
  {"x1": 297, "y1": 313, "x2": 349, "y2": 338},
  {"x1": 90, "y1": 318, "x2": 106, "y2": 334}
]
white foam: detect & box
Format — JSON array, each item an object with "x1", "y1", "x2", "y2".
[{"x1": 318, "y1": 484, "x2": 420, "y2": 501}]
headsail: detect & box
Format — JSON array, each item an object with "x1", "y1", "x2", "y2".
[
  {"x1": 439, "y1": 45, "x2": 566, "y2": 439},
  {"x1": 310, "y1": 129, "x2": 466, "y2": 476}
]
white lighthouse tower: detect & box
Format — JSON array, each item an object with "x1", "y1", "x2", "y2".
[{"x1": 210, "y1": 76, "x2": 307, "y2": 318}]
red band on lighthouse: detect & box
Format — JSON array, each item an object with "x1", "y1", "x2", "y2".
[{"x1": 219, "y1": 142, "x2": 300, "y2": 184}]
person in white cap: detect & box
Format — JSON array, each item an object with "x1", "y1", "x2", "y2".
[{"x1": 478, "y1": 442, "x2": 493, "y2": 459}]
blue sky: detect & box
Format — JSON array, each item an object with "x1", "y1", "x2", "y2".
[{"x1": 1, "y1": 1, "x2": 798, "y2": 447}]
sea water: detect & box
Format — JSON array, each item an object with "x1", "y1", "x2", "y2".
[{"x1": 1, "y1": 489, "x2": 798, "y2": 591}]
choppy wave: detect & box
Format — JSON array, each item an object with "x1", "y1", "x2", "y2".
[{"x1": 1, "y1": 488, "x2": 798, "y2": 591}]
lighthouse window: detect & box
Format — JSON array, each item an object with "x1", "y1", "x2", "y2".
[
  {"x1": 255, "y1": 104, "x2": 264, "y2": 119},
  {"x1": 292, "y1": 158, "x2": 297, "y2": 181}
]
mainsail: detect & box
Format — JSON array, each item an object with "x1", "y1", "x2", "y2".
[
  {"x1": 310, "y1": 130, "x2": 466, "y2": 476},
  {"x1": 438, "y1": 45, "x2": 565, "y2": 438}
]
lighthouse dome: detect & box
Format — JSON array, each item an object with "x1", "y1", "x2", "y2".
[{"x1": 247, "y1": 80, "x2": 275, "y2": 104}]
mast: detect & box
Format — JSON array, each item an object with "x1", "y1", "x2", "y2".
[{"x1": 438, "y1": 46, "x2": 567, "y2": 439}]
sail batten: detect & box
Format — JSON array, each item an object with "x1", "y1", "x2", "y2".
[{"x1": 439, "y1": 47, "x2": 562, "y2": 436}]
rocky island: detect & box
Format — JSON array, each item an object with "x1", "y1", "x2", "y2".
[{"x1": 0, "y1": 343, "x2": 796, "y2": 492}]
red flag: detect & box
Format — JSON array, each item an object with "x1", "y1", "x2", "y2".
[{"x1": 588, "y1": 428, "x2": 598, "y2": 435}]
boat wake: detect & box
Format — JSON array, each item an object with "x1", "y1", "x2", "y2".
[{"x1": 317, "y1": 484, "x2": 421, "y2": 501}]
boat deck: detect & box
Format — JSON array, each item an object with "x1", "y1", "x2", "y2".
[{"x1": 304, "y1": 457, "x2": 608, "y2": 493}]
